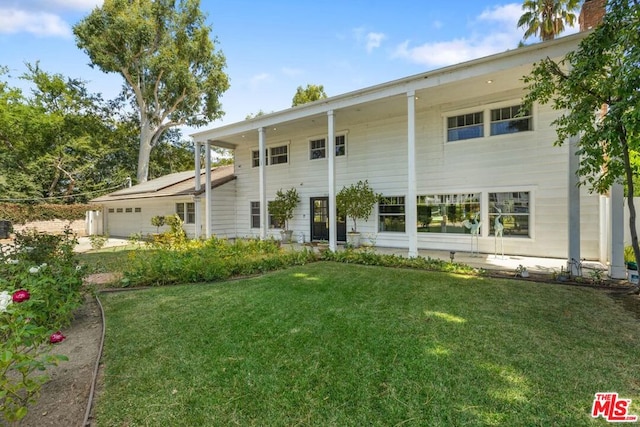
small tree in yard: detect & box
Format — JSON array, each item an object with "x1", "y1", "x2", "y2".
[
  {"x1": 269, "y1": 188, "x2": 300, "y2": 242},
  {"x1": 336, "y1": 180, "x2": 379, "y2": 233},
  {"x1": 522, "y1": 0, "x2": 640, "y2": 290}
]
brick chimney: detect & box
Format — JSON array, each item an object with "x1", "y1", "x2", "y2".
[{"x1": 579, "y1": 0, "x2": 606, "y2": 31}]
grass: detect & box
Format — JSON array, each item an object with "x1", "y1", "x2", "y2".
[
  {"x1": 96, "y1": 263, "x2": 640, "y2": 426},
  {"x1": 77, "y1": 246, "x2": 139, "y2": 274}
]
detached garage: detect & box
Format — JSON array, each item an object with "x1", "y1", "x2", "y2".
[{"x1": 90, "y1": 165, "x2": 236, "y2": 239}]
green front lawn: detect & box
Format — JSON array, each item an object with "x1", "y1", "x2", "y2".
[{"x1": 96, "y1": 263, "x2": 640, "y2": 426}]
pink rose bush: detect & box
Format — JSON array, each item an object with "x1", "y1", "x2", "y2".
[{"x1": 1, "y1": 227, "x2": 84, "y2": 422}]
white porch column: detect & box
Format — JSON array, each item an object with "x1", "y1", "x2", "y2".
[
  {"x1": 194, "y1": 142, "x2": 202, "y2": 239},
  {"x1": 406, "y1": 91, "x2": 418, "y2": 258},
  {"x1": 568, "y1": 135, "x2": 581, "y2": 275},
  {"x1": 327, "y1": 110, "x2": 337, "y2": 251},
  {"x1": 258, "y1": 127, "x2": 267, "y2": 240},
  {"x1": 205, "y1": 141, "x2": 212, "y2": 238},
  {"x1": 610, "y1": 183, "x2": 626, "y2": 279}
]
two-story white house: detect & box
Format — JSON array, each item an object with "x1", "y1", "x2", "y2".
[{"x1": 191, "y1": 30, "x2": 625, "y2": 278}]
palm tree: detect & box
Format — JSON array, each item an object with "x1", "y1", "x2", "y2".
[{"x1": 517, "y1": 0, "x2": 581, "y2": 41}]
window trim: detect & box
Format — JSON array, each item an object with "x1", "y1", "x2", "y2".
[
  {"x1": 307, "y1": 132, "x2": 348, "y2": 161},
  {"x1": 252, "y1": 142, "x2": 291, "y2": 167},
  {"x1": 250, "y1": 201, "x2": 260, "y2": 229},
  {"x1": 176, "y1": 202, "x2": 196, "y2": 224}
]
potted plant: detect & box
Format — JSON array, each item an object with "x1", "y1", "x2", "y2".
[
  {"x1": 270, "y1": 188, "x2": 300, "y2": 243},
  {"x1": 336, "y1": 180, "x2": 379, "y2": 248}
]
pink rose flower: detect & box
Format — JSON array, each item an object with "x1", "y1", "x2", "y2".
[
  {"x1": 50, "y1": 331, "x2": 66, "y2": 344},
  {"x1": 12, "y1": 289, "x2": 30, "y2": 303}
]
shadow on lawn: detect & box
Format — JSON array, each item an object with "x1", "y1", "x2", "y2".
[{"x1": 610, "y1": 292, "x2": 640, "y2": 320}]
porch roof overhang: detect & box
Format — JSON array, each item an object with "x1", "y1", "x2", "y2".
[{"x1": 192, "y1": 32, "x2": 588, "y2": 148}]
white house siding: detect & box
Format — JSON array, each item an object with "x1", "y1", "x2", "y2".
[
  {"x1": 229, "y1": 88, "x2": 601, "y2": 259},
  {"x1": 210, "y1": 179, "x2": 237, "y2": 239}
]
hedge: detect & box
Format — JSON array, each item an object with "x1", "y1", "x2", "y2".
[{"x1": 0, "y1": 203, "x2": 100, "y2": 224}]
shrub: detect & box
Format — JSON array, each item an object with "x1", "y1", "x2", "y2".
[{"x1": 0, "y1": 227, "x2": 85, "y2": 422}]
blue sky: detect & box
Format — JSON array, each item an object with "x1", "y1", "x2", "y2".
[{"x1": 0, "y1": 0, "x2": 579, "y2": 131}]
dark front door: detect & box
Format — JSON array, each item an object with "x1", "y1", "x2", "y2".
[{"x1": 310, "y1": 197, "x2": 346, "y2": 242}]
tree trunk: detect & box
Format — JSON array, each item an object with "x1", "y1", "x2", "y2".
[
  {"x1": 620, "y1": 128, "x2": 640, "y2": 291},
  {"x1": 137, "y1": 119, "x2": 153, "y2": 183}
]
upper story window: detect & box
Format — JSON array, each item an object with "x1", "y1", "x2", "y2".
[
  {"x1": 335, "y1": 135, "x2": 346, "y2": 156},
  {"x1": 490, "y1": 105, "x2": 532, "y2": 135},
  {"x1": 270, "y1": 145, "x2": 288, "y2": 165},
  {"x1": 252, "y1": 145, "x2": 289, "y2": 167},
  {"x1": 310, "y1": 138, "x2": 326, "y2": 160},
  {"x1": 309, "y1": 135, "x2": 347, "y2": 160},
  {"x1": 447, "y1": 112, "x2": 483, "y2": 142}
]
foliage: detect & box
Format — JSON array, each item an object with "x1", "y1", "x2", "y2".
[
  {"x1": 97, "y1": 263, "x2": 640, "y2": 426},
  {"x1": 122, "y1": 237, "x2": 317, "y2": 287},
  {"x1": 517, "y1": 0, "x2": 580, "y2": 41},
  {"x1": 149, "y1": 214, "x2": 187, "y2": 249},
  {"x1": 522, "y1": 0, "x2": 640, "y2": 285},
  {"x1": 625, "y1": 245, "x2": 636, "y2": 263},
  {"x1": 268, "y1": 188, "x2": 300, "y2": 231},
  {"x1": 150, "y1": 215, "x2": 166, "y2": 233},
  {"x1": 88, "y1": 234, "x2": 109, "y2": 250},
  {"x1": 321, "y1": 247, "x2": 478, "y2": 275},
  {"x1": 336, "y1": 180, "x2": 380, "y2": 233},
  {"x1": 74, "y1": 0, "x2": 230, "y2": 183},
  {"x1": 291, "y1": 84, "x2": 328, "y2": 106},
  {"x1": 0, "y1": 203, "x2": 98, "y2": 224},
  {"x1": 0, "y1": 227, "x2": 85, "y2": 422}
]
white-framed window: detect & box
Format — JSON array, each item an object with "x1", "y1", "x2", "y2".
[
  {"x1": 125, "y1": 207, "x2": 132, "y2": 213},
  {"x1": 135, "y1": 207, "x2": 142, "y2": 213},
  {"x1": 335, "y1": 134, "x2": 346, "y2": 156},
  {"x1": 108, "y1": 208, "x2": 114, "y2": 213},
  {"x1": 250, "y1": 201, "x2": 260, "y2": 228},
  {"x1": 417, "y1": 194, "x2": 480, "y2": 234},
  {"x1": 490, "y1": 105, "x2": 532, "y2": 135},
  {"x1": 252, "y1": 149, "x2": 267, "y2": 168},
  {"x1": 267, "y1": 201, "x2": 282, "y2": 229},
  {"x1": 253, "y1": 145, "x2": 289, "y2": 167},
  {"x1": 488, "y1": 191, "x2": 530, "y2": 237},
  {"x1": 310, "y1": 138, "x2": 326, "y2": 160},
  {"x1": 270, "y1": 145, "x2": 288, "y2": 165},
  {"x1": 447, "y1": 112, "x2": 483, "y2": 142},
  {"x1": 379, "y1": 196, "x2": 405, "y2": 232},
  {"x1": 116, "y1": 208, "x2": 123, "y2": 213},
  {"x1": 176, "y1": 202, "x2": 195, "y2": 224}
]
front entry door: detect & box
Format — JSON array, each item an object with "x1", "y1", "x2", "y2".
[{"x1": 310, "y1": 197, "x2": 346, "y2": 242}]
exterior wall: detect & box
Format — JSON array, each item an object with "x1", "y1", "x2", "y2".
[
  {"x1": 101, "y1": 198, "x2": 177, "y2": 238},
  {"x1": 210, "y1": 179, "x2": 237, "y2": 239},
  {"x1": 12, "y1": 219, "x2": 87, "y2": 236},
  {"x1": 230, "y1": 88, "x2": 602, "y2": 259}
]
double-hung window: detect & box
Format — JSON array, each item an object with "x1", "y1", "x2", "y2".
[
  {"x1": 176, "y1": 202, "x2": 195, "y2": 224},
  {"x1": 270, "y1": 145, "x2": 288, "y2": 165},
  {"x1": 379, "y1": 196, "x2": 405, "y2": 232},
  {"x1": 310, "y1": 138, "x2": 326, "y2": 159},
  {"x1": 250, "y1": 202, "x2": 260, "y2": 228}
]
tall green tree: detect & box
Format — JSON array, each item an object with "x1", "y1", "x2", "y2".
[
  {"x1": 74, "y1": 0, "x2": 229, "y2": 183},
  {"x1": 518, "y1": 0, "x2": 581, "y2": 41},
  {"x1": 522, "y1": 0, "x2": 640, "y2": 285},
  {"x1": 292, "y1": 84, "x2": 327, "y2": 106}
]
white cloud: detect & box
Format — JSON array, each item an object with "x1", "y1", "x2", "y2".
[
  {"x1": 365, "y1": 32, "x2": 386, "y2": 53},
  {"x1": 0, "y1": 8, "x2": 72, "y2": 38},
  {"x1": 353, "y1": 27, "x2": 387, "y2": 53},
  {"x1": 391, "y1": 3, "x2": 529, "y2": 68}
]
